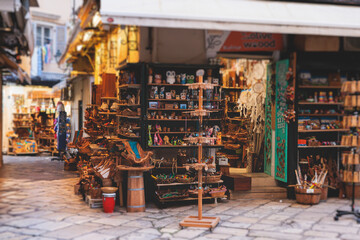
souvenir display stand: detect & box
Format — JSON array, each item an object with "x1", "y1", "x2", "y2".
[
  {"x1": 146, "y1": 63, "x2": 225, "y2": 208},
  {"x1": 179, "y1": 74, "x2": 220, "y2": 230},
  {"x1": 334, "y1": 79, "x2": 360, "y2": 223}
]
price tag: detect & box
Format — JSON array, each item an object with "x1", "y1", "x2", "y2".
[{"x1": 306, "y1": 189, "x2": 314, "y2": 194}]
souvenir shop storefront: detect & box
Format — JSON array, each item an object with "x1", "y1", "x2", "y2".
[{"x1": 60, "y1": 0, "x2": 360, "y2": 217}]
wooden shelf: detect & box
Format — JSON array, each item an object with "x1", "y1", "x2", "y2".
[
  {"x1": 156, "y1": 180, "x2": 223, "y2": 187},
  {"x1": 118, "y1": 104, "x2": 140, "y2": 107},
  {"x1": 118, "y1": 133, "x2": 140, "y2": 139},
  {"x1": 150, "y1": 132, "x2": 191, "y2": 134},
  {"x1": 298, "y1": 102, "x2": 343, "y2": 105},
  {"x1": 101, "y1": 97, "x2": 118, "y2": 100},
  {"x1": 156, "y1": 196, "x2": 219, "y2": 203},
  {"x1": 99, "y1": 112, "x2": 117, "y2": 115},
  {"x1": 148, "y1": 83, "x2": 221, "y2": 87},
  {"x1": 148, "y1": 108, "x2": 221, "y2": 111},
  {"x1": 147, "y1": 119, "x2": 221, "y2": 121},
  {"x1": 148, "y1": 145, "x2": 224, "y2": 149},
  {"x1": 222, "y1": 87, "x2": 245, "y2": 90},
  {"x1": 117, "y1": 115, "x2": 141, "y2": 119},
  {"x1": 13, "y1": 126, "x2": 31, "y2": 128},
  {"x1": 13, "y1": 113, "x2": 30, "y2": 115},
  {"x1": 118, "y1": 84, "x2": 141, "y2": 89},
  {"x1": 298, "y1": 85, "x2": 342, "y2": 89},
  {"x1": 298, "y1": 145, "x2": 353, "y2": 149},
  {"x1": 298, "y1": 129, "x2": 349, "y2": 133},
  {"x1": 298, "y1": 113, "x2": 342, "y2": 117},
  {"x1": 148, "y1": 99, "x2": 221, "y2": 102}
]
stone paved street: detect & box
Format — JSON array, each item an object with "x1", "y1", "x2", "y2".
[{"x1": 1, "y1": 156, "x2": 360, "y2": 240}]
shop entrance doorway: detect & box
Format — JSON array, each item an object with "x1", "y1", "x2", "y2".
[{"x1": 218, "y1": 57, "x2": 270, "y2": 174}]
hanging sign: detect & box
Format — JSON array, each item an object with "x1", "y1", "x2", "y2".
[
  {"x1": 205, "y1": 31, "x2": 283, "y2": 58},
  {"x1": 264, "y1": 64, "x2": 273, "y2": 176},
  {"x1": 275, "y1": 59, "x2": 289, "y2": 182}
]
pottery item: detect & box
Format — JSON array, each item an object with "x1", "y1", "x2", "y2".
[
  {"x1": 155, "y1": 74, "x2": 162, "y2": 84},
  {"x1": 166, "y1": 71, "x2": 176, "y2": 84},
  {"x1": 181, "y1": 73, "x2": 186, "y2": 84}
]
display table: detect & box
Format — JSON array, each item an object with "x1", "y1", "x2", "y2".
[{"x1": 117, "y1": 165, "x2": 154, "y2": 212}]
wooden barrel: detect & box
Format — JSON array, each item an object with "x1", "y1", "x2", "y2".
[
  {"x1": 295, "y1": 188, "x2": 321, "y2": 205},
  {"x1": 127, "y1": 171, "x2": 145, "y2": 212}
]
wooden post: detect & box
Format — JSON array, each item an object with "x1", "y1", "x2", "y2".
[{"x1": 198, "y1": 168, "x2": 203, "y2": 220}]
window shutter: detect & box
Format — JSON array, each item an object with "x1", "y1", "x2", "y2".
[{"x1": 56, "y1": 25, "x2": 66, "y2": 56}]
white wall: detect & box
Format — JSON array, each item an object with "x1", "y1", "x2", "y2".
[
  {"x1": 70, "y1": 76, "x2": 92, "y2": 140},
  {"x1": 140, "y1": 27, "x2": 207, "y2": 64}
]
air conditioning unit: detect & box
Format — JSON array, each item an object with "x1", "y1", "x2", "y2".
[{"x1": 344, "y1": 37, "x2": 360, "y2": 51}]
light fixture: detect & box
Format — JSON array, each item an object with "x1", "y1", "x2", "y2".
[
  {"x1": 92, "y1": 12, "x2": 102, "y2": 27},
  {"x1": 83, "y1": 30, "x2": 94, "y2": 42},
  {"x1": 76, "y1": 44, "x2": 83, "y2": 52}
]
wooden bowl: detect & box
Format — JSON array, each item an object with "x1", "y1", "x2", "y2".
[{"x1": 101, "y1": 187, "x2": 118, "y2": 193}]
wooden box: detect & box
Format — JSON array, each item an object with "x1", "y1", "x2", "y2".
[
  {"x1": 222, "y1": 175, "x2": 251, "y2": 191},
  {"x1": 294, "y1": 35, "x2": 339, "y2": 52},
  {"x1": 165, "y1": 104, "x2": 174, "y2": 109}
]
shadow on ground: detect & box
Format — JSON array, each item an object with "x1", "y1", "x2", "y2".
[{"x1": 0, "y1": 156, "x2": 76, "y2": 181}]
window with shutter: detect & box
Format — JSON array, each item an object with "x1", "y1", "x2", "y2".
[{"x1": 56, "y1": 25, "x2": 66, "y2": 58}]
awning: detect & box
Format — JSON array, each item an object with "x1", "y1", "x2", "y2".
[
  {"x1": 100, "y1": 0, "x2": 360, "y2": 37},
  {"x1": 52, "y1": 79, "x2": 67, "y2": 93}
]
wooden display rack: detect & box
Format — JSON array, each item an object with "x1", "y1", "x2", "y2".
[{"x1": 179, "y1": 74, "x2": 220, "y2": 230}]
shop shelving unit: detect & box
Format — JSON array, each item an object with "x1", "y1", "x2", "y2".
[
  {"x1": 145, "y1": 63, "x2": 222, "y2": 151},
  {"x1": 116, "y1": 63, "x2": 147, "y2": 147},
  {"x1": 9, "y1": 112, "x2": 38, "y2": 155},
  {"x1": 293, "y1": 52, "x2": 358, "y2": 194}
]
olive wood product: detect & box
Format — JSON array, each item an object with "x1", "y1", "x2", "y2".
[{"x1": 120, "y1": 141, "x2": 153, "y2": 166}]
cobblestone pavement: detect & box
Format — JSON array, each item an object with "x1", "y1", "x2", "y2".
[{"x1": 1, "y1": 156, "x2": 360, "y2": 240}]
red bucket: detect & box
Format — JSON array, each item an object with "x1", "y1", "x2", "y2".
[{"x1": 102, "y1": 193, "x2": 116, "y2": 213}]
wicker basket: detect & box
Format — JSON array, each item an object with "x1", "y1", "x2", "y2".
[
  {"x1": 102, "y1": 178, "x2": 113, "y2": 187},
  {"x1": 320, "y1": 186, "x2": 328, "y2": 201},
  {"x1": 203, "y1": 174, "x2": 222, "y2": 183},
  {"x1": 155, "y1": 189, "x2": 188, "y2": 200},
  {"x1": 176, "y1": 175, "x2": 195, "y2": 183},
  {"x1": 155, "y1": 178, "x2": 176, "y2": 184},
  {"x1": 210, "y1": 189, "x2": 226, "y2": 198},
  {"x1": 295, "y1": 188, "x2": 321, "y2": 205}
]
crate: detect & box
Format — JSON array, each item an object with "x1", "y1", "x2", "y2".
[{"x1": 86, "y1": 195, "x2": 103, "y2": 208}]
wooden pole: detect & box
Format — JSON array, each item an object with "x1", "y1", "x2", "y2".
[
  {"x1": 197, "y1": 75, "x2": 203, "y2": 220},
  {"x1": 198, "y1": 168, "x2": 203, "y2": 220}
]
